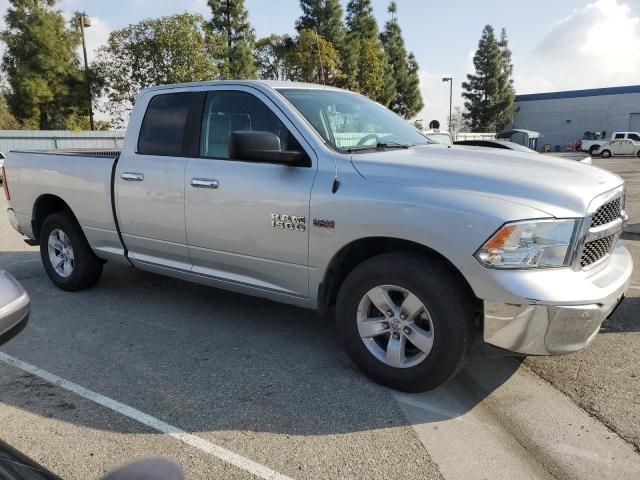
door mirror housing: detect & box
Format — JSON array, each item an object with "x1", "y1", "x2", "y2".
[
  {"x1": 0, "y1": 271, "x2": 30, "y2": 346},
  {"x1": 228, "y1": 131, "x2": 309, "y2": 166}
]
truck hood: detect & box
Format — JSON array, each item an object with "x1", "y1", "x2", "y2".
[{"x1": 350, "y1": 144, "x2": 623, "y2": 217}]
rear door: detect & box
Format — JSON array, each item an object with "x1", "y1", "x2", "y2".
[
  {"x1": 184, "y1": 87, "x2": 317, "y2": 298},
  {"x1": 115, "y1": 91, "x2": 201, "y2": 270}
]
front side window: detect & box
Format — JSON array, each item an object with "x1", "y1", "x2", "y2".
[
  {"x1": 200, "y1": 90, "x2": 301, "y2": 159},
  {"x1": 614, "y1": 133, "x2": 625, "y2": 139},
  {"x1": 138, "y1": 93, "x2": 195, "y2": 156},
  {"x1": 628, "y1": 133, "x2": 640, "y2": 141},
  {"x1": 278, "y1": 88, "x2": 430, "y2": 152}
]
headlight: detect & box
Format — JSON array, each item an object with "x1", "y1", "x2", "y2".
[{"x1": 475, "y1": 219, "x2": 579, "y2": 269}]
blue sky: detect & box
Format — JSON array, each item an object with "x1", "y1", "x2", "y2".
[{"x1": 4, "y1": 0, "x2": 640, "y2": 124}]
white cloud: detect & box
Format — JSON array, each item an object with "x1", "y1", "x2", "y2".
[{"x1": 516, "y1": 0, "x2": 640, "y2": 93}]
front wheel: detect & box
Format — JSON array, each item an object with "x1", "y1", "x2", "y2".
[
  {"x1": 601, "y1": 149, "x2": 612, "y2": 158},
  {"x1": 40, "y1": 212, "x2": 103, "y2": 291},
  {"x1": 336, "y1": 253, "x2": 475, "y2": 392}
]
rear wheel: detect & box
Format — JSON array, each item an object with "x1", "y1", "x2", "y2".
[
  {"x1": 601, "y1": 149, "x2": 612, "y2": 158},
  {"x1": 40, "y1": 212, "x2": 103, "y2": 291},
  {"x1": 336, "y1": 253, "x2": 475, "y2": 392},
  {"x1": 589, "y1": 145, "x2": 600, "y2": 155}
]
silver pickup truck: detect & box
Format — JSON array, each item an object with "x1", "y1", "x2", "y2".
[{"x1": 3, "y1": 81, "x2": 632, "y2": 392}]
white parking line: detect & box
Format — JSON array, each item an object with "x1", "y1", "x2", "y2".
[
  {"x1": 0, "y1": 352, "x2": 294, "y2": 480},
  {"x1": 630, "y1": 284, "x2": 640, "y2": 290}
]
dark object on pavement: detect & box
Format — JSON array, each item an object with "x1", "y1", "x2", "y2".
[{"x1": 102, "y1": 459, "x2": 184, "y2": 480}]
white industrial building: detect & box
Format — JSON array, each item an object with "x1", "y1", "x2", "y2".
[{"x1": 511, "y1": 85, "x2": 640, "y2": 151}]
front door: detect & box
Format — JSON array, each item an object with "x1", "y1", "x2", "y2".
[
  {"x1": 184, "y1": 88, "x2": 317, "y2": 298},
  {"x1": 115, "y1": 91, "x2": 200, "y2": 270},
  {"x1": 620, "y1": 140, "x2": 635, "y2": 155}
]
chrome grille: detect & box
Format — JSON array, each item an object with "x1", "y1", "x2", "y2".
[
  {"x1": 591, "y1": 197, "x2": 622, "y2": 227},
  {"x1": 577, "y1": 189, "x2": 625, "y2": 269},
  {"x1": 580, "y1": 235, "x2": 616, "y2": 268}
]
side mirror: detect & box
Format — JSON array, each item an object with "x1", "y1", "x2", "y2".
[
  {"x1": 0, "y1": 271, "x2": 30, "y2": 346},
  {"x1": 228, "y1": 131, "x2": 308, "y2": 166}
]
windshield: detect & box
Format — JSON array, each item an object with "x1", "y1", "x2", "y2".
[
  {"x1": 278, "y1": 88, "x2": 431, "y2": 152},
  {"x1": 424, "y1": 132, "x2": 452, "y2": 145}
]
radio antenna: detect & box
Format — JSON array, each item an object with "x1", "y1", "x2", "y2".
[{"x1": 314, "y1": 29, "x2": 341, "y2": 193}]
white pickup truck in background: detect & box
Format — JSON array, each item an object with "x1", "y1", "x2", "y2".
[{"x1": 577, "y1": 131, "x2": 640, "y2": 154}]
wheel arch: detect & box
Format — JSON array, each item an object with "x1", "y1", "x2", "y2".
[
  {"x1": 317, "y1": 236, "x2": 482, "y2": 325},
  {"x1": 31, "y1": 194, "x2": 81, "y2": 242}
]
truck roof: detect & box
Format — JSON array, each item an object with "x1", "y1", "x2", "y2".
[{"x1": 140, "y1": 80, "x2": 345, "y2": 95}]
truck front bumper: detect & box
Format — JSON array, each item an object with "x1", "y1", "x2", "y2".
[{"x1": 462, "y1": 244, "x2": 633, "y2": 355}]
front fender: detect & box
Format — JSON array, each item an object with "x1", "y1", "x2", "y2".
[{"x1": 308, "y1": 169, "x2": 551, "y2": 306}]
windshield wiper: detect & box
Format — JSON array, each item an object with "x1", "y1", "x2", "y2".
[{"x1": 344, "y1": 141, "x2": 412, "y2": 153}]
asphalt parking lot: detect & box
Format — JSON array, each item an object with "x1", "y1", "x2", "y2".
[{"x1": 1, "y1": 154, "x2": 639, "y2": 480}]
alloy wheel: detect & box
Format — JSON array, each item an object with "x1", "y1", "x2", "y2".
[{"x1": 356, "y1": 285, "x2": 435, "y2": 368}]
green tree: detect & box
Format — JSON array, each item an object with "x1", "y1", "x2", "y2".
[
  {"x1": 342, "y1": 0, "x2": 377, "y2": 91},
  {"x1": 286, "y1": 29, "x2": 342, "y2": 85},
  {"x1": 404, "y1": 53, "x2": 423, "y2": 118},
  {"x1": 208, "y1": 0, "x2": 256, "y2": 79},
  {"x1": 0, "y1": 92, "x2": 22, "y2": 129},
  {"x1": 1, "y1": 0, "x2": 87, "y2": 129},
  {"x1": 462, "y1": 25, "x2": 514, "y2": 131},
  {"x1": 93, "y1": 13, "x2": 221, "y2": 126},
  {"x1": 345, "y1": 0, "x2": 378, "y2": 41},
  {"x1": 255, "y1": 34, "x2": 294, "y2": 80},
  {"x1": 496, "y1": 27, "x2": 515, "y2": 130},
  {"x1": 380, "y1": 2, "x2": 423, "y2": 118},
  {"x1": 296, "y1": 0, "x2": 345, "y2": 46},
  {"x1": 355, "y1": 39, "x2": 386, "y2": 102},
  {"x1": 342, "y1": 0, "x2": 396, "y2": 104}
]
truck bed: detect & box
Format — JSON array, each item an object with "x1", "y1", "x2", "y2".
[{"x1": 5, "y1": 149, "x2": 125, "y2": 262}]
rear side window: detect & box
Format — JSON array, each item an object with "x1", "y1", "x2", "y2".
[
  {"x1": 628, "y1": 133, "x2": 640, "y2": 141},
  {"x1": 138, "y1": 93, "x2": 195, "y2": 156}
]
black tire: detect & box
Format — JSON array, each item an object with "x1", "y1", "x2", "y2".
[
  {"x1": 39, "y1": 211, "x2": 103, "y2": 291},
  {"x1": 589, "y1": 145, "x2": 600, "y2": 155},
  {"x1": 336, "y1": 252, "x2": 475, "y2": 392},
  {"x1": 600, "y1": 149, "x2": 612, "y2": 158}
]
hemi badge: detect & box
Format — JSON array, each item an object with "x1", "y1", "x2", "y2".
[{"x1": 313, "y1": 219, "x2": 335, "y2": 229}]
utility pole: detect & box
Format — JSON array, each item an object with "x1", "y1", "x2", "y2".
[
  {"x1": 442, "y1": 77, "x2": 453, "y2": 133},
  {"x1": 78, "y1": 12, "x2": 94, "y2": 131}
]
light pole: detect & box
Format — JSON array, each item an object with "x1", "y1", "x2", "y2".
[
  {"x1": 442, "y1": 77, "x2": 453, "y2": 133},
  {"x1": 77, "y1": 12, "x2": 94, "y2": 131}
]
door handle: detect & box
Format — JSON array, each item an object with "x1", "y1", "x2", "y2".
[
  {"x1": 121, "y1": 172, "x2": 144, "y2": 181},
  {"x1": 191, "y1": 178, "x2": 220, "y2": 189}
]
